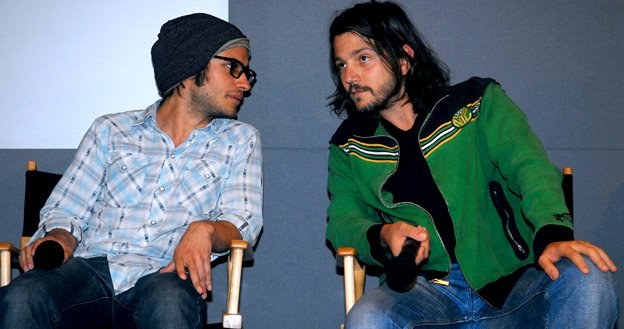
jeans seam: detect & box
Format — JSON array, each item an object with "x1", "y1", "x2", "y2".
[
  {"x1": 50, "y1": 296, "x2": 114, "y2": 328},
  {"x1": 194, "y1": 296, "x2": 204, "y2": 328},
  {"x1": 475, "y1": 289, "x2": 545, "y2": 322},
  {"x1": 57, "y1": 296, "x2": 113, "y2": 314}
]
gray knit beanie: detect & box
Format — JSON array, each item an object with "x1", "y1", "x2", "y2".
[{"x1": 151, "y1": 13, "x2": 248, "y2": 96}]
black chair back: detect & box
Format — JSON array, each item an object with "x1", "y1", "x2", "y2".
[{"x1": 22, "y1": 170, "x2": 62, "y2": 237}]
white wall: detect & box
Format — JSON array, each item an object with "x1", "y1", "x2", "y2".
[{"x1": 0, "y1": 1, "x2": 228, "y2": 149}]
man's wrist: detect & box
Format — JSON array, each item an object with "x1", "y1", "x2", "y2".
[
  {"x1": 44, "y1": 228, "x2": 78, "y2": 251},
  {"x1": 367, "y1": 224, "x2": 390, "y2": 266}
]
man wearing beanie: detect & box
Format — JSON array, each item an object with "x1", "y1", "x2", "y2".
[{"x1": 0, "y1": 13, "x2": 263, "y2": 329}]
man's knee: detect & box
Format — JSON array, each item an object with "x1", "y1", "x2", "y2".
[
  {"x1": 552, "y1": 256, "x2": 618, "y2": 305},
  {"x1": 557, "y1": 256, "x2": 616, "y2": 286},
  {"x1": 134, "y1": 272, "x2": 200, "y2": 303},
  {"x1": 345, "y1": 289, "x2": 403, "y2": 329},
  {"x1": 1, "y1": 272, "x2": 55, "y2": 305},
  {"x1": 0, "y1": 275, "x2": 59, "y2": 326},
  {"x1": 130, "y1": 272, "x2": 205, "y2": 328}
]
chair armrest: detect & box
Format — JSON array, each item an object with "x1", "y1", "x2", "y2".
[
  {"x1": 0, "y1": 242, "x2": 20, "y2": 253},
  {"x1": 0, "y1": 242, "x2": 21, "y2": 287},
  {"x1": 337, "y1": 247, "x2": 366, "y2": 316},
  {"x1": 223, "y1": 239, "x2": 250, "y2": 329}
]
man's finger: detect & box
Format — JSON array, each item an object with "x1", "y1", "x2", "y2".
[
  {"x1": 159, "y1": 261, "x2": 175, "y2": 273},
  {"x1": 186, "y1": 262, "x2": 206, "y2": 296},
  {"x1": 565, "y1": 250, "x2": 589, "y2": 274},
  {"x1": 174, "y1": 257, "x2": 188, "y2": 280},
  {"x1": 538, "y1": 256, "x2": 560, "y2": 280},
  {"x1": 192, "y1": 257, "x2": 207, "y2": 294},
  {"x1": 203, "y1": 259, "x2": 213, "y2": 292},
  {"x1": 580, "y1": 244, "x2": 618, "y2": 273},
  {"x1": 594, "y1": 248, "x2": 618, "y2": 272},
  {"x1": 20, "y1": 243, "x2": 38, "y2": 271}
]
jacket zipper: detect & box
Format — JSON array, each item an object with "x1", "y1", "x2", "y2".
[
  {"x1": 375, "y1": 93, "x2": 453, "y2": 280},
  {"x1": 416, "y1": 94, "x2": 452, "y2": 279}
]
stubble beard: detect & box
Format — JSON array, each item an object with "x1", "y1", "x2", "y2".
[
  {"x1": 190, "y1": 89, "x2": 238, "y2": 121},
  {"x1": 350, "y1": 79, "x2": 399, "y2": 114}
]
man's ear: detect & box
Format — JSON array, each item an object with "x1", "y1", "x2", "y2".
[
  {"x1": 176, "y1": 76, "x2": 197, "y2": 97},
  {"x1": 400, "y1": 44, "x2": 415, "y2": 75}
]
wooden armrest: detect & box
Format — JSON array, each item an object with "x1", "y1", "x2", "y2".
[
  {"x1": 0, "y1": 242, "x2": 20, "y2": 253},
  {"x1": 336, "y1": 247, "x2": 356, "y2": 266},
  {"x1": 223, "y1": 239, "x2": 249, "y2": 329},
  {"x1": 337, "y1": 247, "x2": 366, "y2": 316},
  {"x1": 1, "y1": 241, "x2": 21, "y2": 287}
]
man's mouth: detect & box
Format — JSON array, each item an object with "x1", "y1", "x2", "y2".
[
  {"x1": 228, "y1": 93, "x2": 243, "y2": 103},
  {"x1": 348, "y1": 84, "x2": 369, "y2": 96}
]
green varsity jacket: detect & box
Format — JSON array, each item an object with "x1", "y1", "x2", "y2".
[{"x1": 326, "y1": 77, "x2": 573, "y2": 307}]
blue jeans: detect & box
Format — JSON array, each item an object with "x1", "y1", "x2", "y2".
[
  {"x1": 0, "y1": 257, "x2": 206, "y2": 329},
  {"x1": 346, "y1": 257, "x2": 618, "y2": 328}
]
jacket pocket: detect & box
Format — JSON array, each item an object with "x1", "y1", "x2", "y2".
[{"x1": 488, "y1": 181, "x2": 529, "y2": 260}]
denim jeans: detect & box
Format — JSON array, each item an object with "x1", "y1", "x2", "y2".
[
  {"x1": 0, "y1": 257, "x2": 206, "y2": 329},
  {"x1": 346, "y1": 257, "x2": 618, "y2": 329}
]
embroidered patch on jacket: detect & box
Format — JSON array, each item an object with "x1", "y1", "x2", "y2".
[
  {"x1": 339, "y1": 138, "x2": 398, "y2": 163},
  {"x1": 420, "y1": 98, "x2": 482, "y2": 158},
  {"x1": 554, "y1": 213, "x2": 573, "y2": 223}
]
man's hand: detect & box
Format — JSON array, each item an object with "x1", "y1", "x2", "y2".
[
  {"x1": 538, "y1": 240, "x2": 618, "y2": 280},
  {"x1": 161, "y1": 221, "x2": 242, "y2": 299},
  {"x1": 380, "y1": 222, "x2": 430, "y2": 265},
  {"x1": 19, "y1": 228, "x2": 77, "y2": 272}
]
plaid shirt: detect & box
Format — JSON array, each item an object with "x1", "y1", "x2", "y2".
[{"x1": 31, "y1": 100, "x2": 263, "y2": 294}]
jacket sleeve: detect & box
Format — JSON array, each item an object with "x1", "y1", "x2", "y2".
[
  {"x1": 326, "y1": 143, "x2": 386, "y2": 267},
  {"x1": 479, "y1": 83, "x2": 573, "y2": 243}
]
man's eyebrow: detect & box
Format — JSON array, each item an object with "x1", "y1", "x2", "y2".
[{"x1": 334, "y1": 47, "x2": 376, "y2": 62}]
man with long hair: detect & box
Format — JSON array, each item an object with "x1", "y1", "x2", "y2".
[{"x1": 326, "y1": 1, "x2": 617, "y2": 327}]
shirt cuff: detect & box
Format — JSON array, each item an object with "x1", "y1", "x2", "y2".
[{"x1": 35, "y1": 219, "x2": 83, "y2": 244}]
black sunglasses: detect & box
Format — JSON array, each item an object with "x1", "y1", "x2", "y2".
[{"x1": 213, "y1": 55, "x2": 257, "y2": 87}]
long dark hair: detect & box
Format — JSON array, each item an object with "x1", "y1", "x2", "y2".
[{"x1": 328, "y1": 1, "x2": 450, "y2": 117}]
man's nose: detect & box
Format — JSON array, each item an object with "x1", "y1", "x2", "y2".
[{"x1": 343, "y1": 65, "x2": 359, "y2": 85}]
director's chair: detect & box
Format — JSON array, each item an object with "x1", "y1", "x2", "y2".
[{"x1": 0, "y1": 160, "x2": 252, "y2": 328}]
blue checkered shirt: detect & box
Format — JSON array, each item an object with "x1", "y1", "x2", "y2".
[{"x1": 31, "y1": 100, "x2": 263, "y2": 294}]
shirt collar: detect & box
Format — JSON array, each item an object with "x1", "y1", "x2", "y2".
[
  {"x1": 132, "y1": 100, "x2": 161, "y2": 126},
  {"x1": 206, "y1": 117, "x2": 238, "y2": 134}
]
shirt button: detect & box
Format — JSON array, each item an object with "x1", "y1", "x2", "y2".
[
  {"x1": 150, "y1": 220, "x2": 157, "y2": 225},
  {"x1": 170, "y1": 154, "x2": 175, "y2": 159},
  {"x1": 121, "y1": 165, "x2": 127, "y2": 170},
  {"x1": 159, "y1": 186, "x2": 165, "y2": 192}
]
